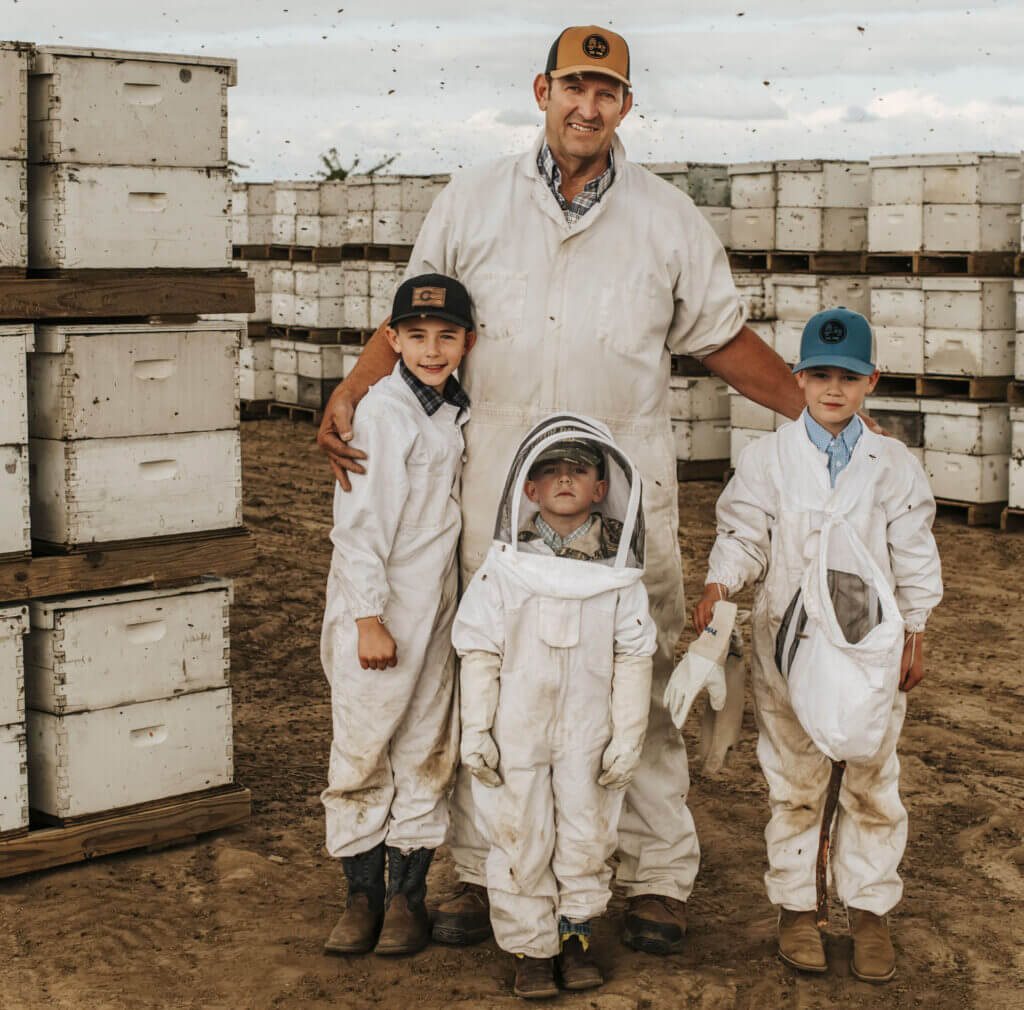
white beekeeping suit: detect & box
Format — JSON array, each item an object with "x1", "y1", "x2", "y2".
[
  {"x1": 707, "y1": 414, "x2": 942, "y2": 915},
  {"x1": 453, "y1": 415, "x2": 658, "y2": 957}
]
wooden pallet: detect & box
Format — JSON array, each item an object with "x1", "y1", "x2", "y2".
[
  {"x1": 1000, "y1": 507, "x2": 1024, "y2": 533},
  {"x1": 728, "y1": 251, "x2": 769, "y2": 272},
  {"x1": 234, "y1": 243, "x2": 413, "y2": 265},
  {"x1": 768, "y1": 251, "x2": 865, "y2": 274},
  {"x1": 269, "y1": 401, "x2": 323, "y2": 425},
  {"x1": 268, "y1": 324, "x2": 369, "y2": 346},
  {"x1": 0, "y1": 527, "x2": 255, "y2": 604},
  {"x1": 0, "y1": 266, "x2": 26, "y2": 279},
  {"x1": 935, "y1": 498, "x2": 1005, "y2": 527},
  {"x1": 240, "y1": 398, "x2": 272, "y2": 420},
  {"x1": 863, "y1": 251, "x2": 1015, "y2": 277},
  {"x1": 1006, "y1": 381, "x2": 1024, "y2": 405},
  {"x1": 670, "y1": 355, "x2": 711, "y2": 378},
  {"x1": 873, "y1": 373, "x2": 1010, "y2": 400},
  {"x1": 0, "y1": 784, "x2": 250, "y2": 879},
  {"x1": 246, "y1": 321, "x2": 270, "y2": 339},
  {"x1": 1015, "y1": 254, "x2": 1024, "y2": 277},
  {"x1": 677, "y1": 458, "x2": 730, "y2": 482},
  {"x1": 0, "y1": 270, "x2": 255, "y2": 320}
]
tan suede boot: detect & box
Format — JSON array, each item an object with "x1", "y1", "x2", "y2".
[
  {"x1": 848, "y1": 908, "x2": 896, "y2": 983},
  {"x1": 513, "y1": 955, "x2": 559, "y2": 999},
  {"x1": 324, "y1": 843, "x2": 386, "y2": 955},
  {"x1": 778, "y1": 908, "x2": 827, "y2": 973},
  {"x1": 621, "y1": 894, "x2": 687, "y2": 955},
  {"x1": 431, "y1": 881, "x2": 492, "y2": 945}
]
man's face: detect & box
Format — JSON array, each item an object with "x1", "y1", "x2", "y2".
[{"x1": 534, "y1": 72, "x2": 632, "y2": 164}]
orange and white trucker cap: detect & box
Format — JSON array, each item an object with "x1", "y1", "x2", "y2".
[{"x1": 545, "y1": 26, "x2": 631, "y2": 89}]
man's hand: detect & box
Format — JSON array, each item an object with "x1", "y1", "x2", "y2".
[
  {"x1": 693, "y1": 584, "x2": 729, "y2": 635},
  {"x1": 317, "y1": 386, "x2": 367, "y2": 491},
  {"x1": 899, "y1": 631, "x2": 924, "y2": 692},
  {"x1": 356, "y1": 617, "x2": 398, "y2": 670}
]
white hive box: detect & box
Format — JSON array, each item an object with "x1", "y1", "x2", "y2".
[
  {"x1": 27, "y1": 687, "x2": 233, "y2": 819},
  {"x1": 246, "y1": 182, "x2": 273, "y2": 215},
  {"x1": 239, "y1": 338, "x2": 272, "y2": 371},
  {"x1": 671, "y1": 419, "x2": 730, "y2": 461},
  {"x1": 230, "y1": 212, "x2": 248, "y2": 245},
  {"x1": 648, "y1": 161, "x2": 688, "y2": 192},
  {"x1": 924, "y1": 328, "x2": 1013, "y2": 376},
  {"x1": 271, "y1": 213, "x2": 296, "y2": 245},
  {"x1": 772, "y1": 274, "x2": 870, "y2": 321},
  {"x1": 0, "y1": 604, "x2": 29, "y2": 728},
  {"x1": 29, "y1": 429, "x2": 242, "y2": 546},
  {"x1": 869, "y1": 153, "x2": 1022, "y2": 205},
  {"x1": 372, "y1": 210, "x2": 424, "y2": 245},
  {"x1": 868, "y1": 204, "x2": 923, "y2": 252},
  {"x1": 295, "y1": 215, "x2": 320, "y2": 246},
  {"x1": 865, "y1": 395, "x2": 923, "y2": 448},
  {"x1": 230, "y1": 183, "x2": 247, "y2": 217},
  {"x1": 247, "y1": 214, "x2": 273, "y2": 245},
  {"x1": 775, "y1": 207, "x2": 867, "y2": 252},
  {"x1": 297, "y1": 376, "x2": 337, "y2": 409},
  {"x1": 320, "y1": 179, "x2": 347, "y2": 215},
  {"x1": 922, "y1": 278, "x2": 1013, "y2": 331},
  {"x1": 345, "y1": 210, "x2": 373, "y2": 244},
  {"x1": 729, "y1": 208, "x2": 774, "y2": 250},
  {"x1": 922, "y1": 204, "x2": 1019, "y2": 253},
  {"x1": 297, "y1": 343, "x2": 350, "y2": 380},
  {"x1": 729, "y1": 392, "x2": 778, "y2": 432},
  {"x1": 0, "y1": 42, "x2": 31, "y2": 160},
  {"x1": 775, "y1": 160, "x2": 869, "y2": 208},
  {"x1": 372, "y1": 176, "x2": 401, "y2": 211},
  {"x1": 871, "y1": 276, "x2": 924, "y2": 327},
  {"x1": 733, "y1": 272, "x2": 773, "y2": 321},
  {"x1": 400, "y1": 175, "x2": 446, "y2": 212},
  {"x1": 730, "y1": 427, "x2": 770, "y2": 465},
  {"x1": 293, "y1": 262, "x2": 345, "y2": 299},
  {"x1": 0, "y1": 157, "x2": 27, "y2": 269},
  {"x1": 688, "y1": 164, "x2": 730, "y2": 207},
  {"x1": 346, "y1": 175, "x2": 373, "y2": 211},
  {"x1": 668, "y1": 377, "x2": 729, "y2": 420},
  {"x1": 925, "y1": 450, "x2": 1008, "y2": 503},
  {"x1": 275, "y1": 372, "x2": 298, "y2": 404},
  {"x1": 697, "y1": 206, "x2": 731, "y2": 246},
  {"x1": 774, "y1": 320, "x2": 803, "y2": 364},
  {"x1": 874, "y1": 326, "x2": 925, "y2": 375},
  {"x1": 1015, "y1": 279, "x2": 1024, "y2": 380},
  {"x1": 0, "y1": 323, "x2": 32, "y2": 444},
  {"x1": 921, "y1": 400, "x2": 1010, "y2": 455},
  {"x1": 0, "y1": 723, "x2": 28, "y2": 833},
  {"x1": 28, "y1": 47, "x2": 235, "y2": 167},
  {"x1": 24, "y1": 579, "x2": 230, "y2": 715},
  {"x1": 0, "y1": 444, "x2": 30, "y2": 556},
  {"x1": 270, "y1": 293, "x2": 295, "y2": 326},
  {"x1": 271, "y1": 339, "x2": 298, "y2": 374},
  {"x1": 28, "y1": 164, "x2": 231, "y2": 269},
  {"x1": 1009, "y1": 406, "x2": 1024, "y2": 508},
  {"x1": 272, "y1": 180, "x2": 318, "y2": 216},
  {"x1": 239, "y1": 368, "x2": 274, "y2": 401},
  {"x1": 729, "y1": 162, "x2": 776, "y2": 208},
  {"x1": 29, "y1": 321, "x2": 241, "y2": 438}
]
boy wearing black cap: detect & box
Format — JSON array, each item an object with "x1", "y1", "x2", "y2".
[
  {"x1": 321, "y1": 274, "x2": 475, "y2": 958},
  {"x1": 693, "y1": 309, "x2": 942, "y2": 983}
]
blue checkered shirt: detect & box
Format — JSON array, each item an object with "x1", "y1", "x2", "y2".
[
  {"x1": 804, "y1": 411, "x2": 863, "y2": 488},
  {"x1": 399, "y1": 360, "x2": 470, "y2": 420},
  {"x1": 537, "y1": 141, "x2": 615, "y2": 226}
]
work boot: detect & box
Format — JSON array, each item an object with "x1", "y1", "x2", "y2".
[
  {"x1": 431, "y1": 880, "x2": 493, "y2": 945},
  {"x1": 848, "y1": 907, "x2": 896, "y2": 984},
  {"x1": 557, "y1": 935, "x2": 603, "y2": 991},
  {"x1": 374, "y1": 847, "x2": 434, "y2": 955},
  {"x1": 777, "y1": 908, "x2": 827, "y2": 973},
  {"x1": 621, "y1": 894, "x2": 687, "y2": 955},
  {"x1": 513, "y1": 956, "x2": 559, "y2": 999},
  {"x1": 324, "y1": 842, "x2": 386, "y2": 955}
]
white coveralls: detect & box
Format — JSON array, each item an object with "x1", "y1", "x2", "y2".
[
  {"x1": 453, "y1": 417, "x2": 658, "y2": 957},
  {"x1": 320, "y1": 366, "x2": 468, "y2": 857},
  {"x1": 404, "y1": 129, "x2": 746, "y2": 901},
  {"x1": 707, "y1": 414, "x2": 943, "y2": 915}
]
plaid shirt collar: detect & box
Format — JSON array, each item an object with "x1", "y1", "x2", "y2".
[
  {"x1": 537, "y1": 141, "x2": 615, "y2": 226},
  {"x1": 399, "y1": 359, "x2": 470, "y2": 420},
  {"x1": 803, "y1": 410, "x2": 863, "y2": 488},
  {"x1": 533, "y1": 513, "x2": 597, "y2": 553}
]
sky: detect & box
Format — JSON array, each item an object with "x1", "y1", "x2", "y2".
[{"x1": 7, "y1": 1, "x2": 1024, "y2": 181}]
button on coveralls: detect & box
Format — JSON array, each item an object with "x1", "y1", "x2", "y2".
[
  {"x1": 320, "y1": 367, "x2": 468, "y2": 857},
  {"x1": 453, "y1": 417, "x2": 657, "y2": 956},
  {"x1": 406, "y1": 130, "x2": 746, "y2": 901},
  {"x1": 707, "y1": 417, "x2": 943, "y2": 915}
]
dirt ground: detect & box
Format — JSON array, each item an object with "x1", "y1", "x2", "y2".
[{"x1": 1, "y1": 416, "x2": 1022, "y2": 1010}]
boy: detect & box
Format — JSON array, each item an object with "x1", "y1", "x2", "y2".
[
  {"x1": 321, "y1": 273, "x2": 474, "y2": 957},
  {"x1": 693, "y1": 308, "x2": 942, "y2": 983},
  {"x1": 453, "y1": 416, "x2": 657, "y2": 999}
]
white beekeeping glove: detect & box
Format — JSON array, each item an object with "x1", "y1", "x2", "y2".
[
  {"x1": 698, "y1": 617, "x2": 748, "y2": 774},
  {"x1": 664, "y1": 601, "x2": 737, "y2": 730},
  {"x1": 459, "y1": 650, "x2": 503, "y2": 788},
  {"x1": 598, "y1": 654, "x2": 654, "y2": 790}
]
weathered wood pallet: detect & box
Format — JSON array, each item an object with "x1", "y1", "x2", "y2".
[
  {"x1": 240, "y1": 398, "x2": 272, "y2": 420},
  {"x1": 1015, "y1": 254, "x2": 1024, "y2": 277},
  {"x1": 935, "y1": 497, "x2": 1005, "y2": 527},
  {"x1": 1000, "y1": 507, "x2": 1024, "y2": 533},
  {"x1": 768, "y1": 251, "x2": 865, "y2": 274},
  {"x1": 1006, "y1": 381, "x2": 1024, "y2": 405},
  {"x1": 0, "y1": 783, "x2": 250, "y2": 879},
  {"x1": 246, "y1": 321, "x2": 270, "y2": 339},
  {"x1": 727, "y1": 251, "x2": 769, "y2": 272},
  {"x1": 0, "y1": 527, "x2": 255, "y2": 604},
  {"x1": 677, "y1": 458, "x2": 730, "y2": 482},
  {"x1": 0, "y1": 270, "x2": 255, "y2": 320},
  {"x1": 863, "y1": 251, "x2": 1015, "y2": 277},
  {"x1": 32, "y1": 526, "x2": 250, "y2": 557},
  {"x1": 234, "y1": 243, "x2": 413, "y2": 264},
  {"x1": 874, "y1": 372, "x2": 1010, "y2": 400},
  {"x1": 670, "y1": 355, "x2": 711, "y2": 377},
  {"x1": 268, "y1": 324, "x2": 369, "y2": 346},
  {"x1": 269, "y1": 401, "x2": 323, "y2": 425},
  {"x1": 0, "y1": 267, "x2": 26, "y2": 280}
]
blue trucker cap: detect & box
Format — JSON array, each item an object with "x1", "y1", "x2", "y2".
[{"x1": 793, "y1": 307, "x2": 876, "y2": 376}]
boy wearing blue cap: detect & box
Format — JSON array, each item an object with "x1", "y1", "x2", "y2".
[{"x1": 693, "y1": 309, "x2": 943, "y2": 983}]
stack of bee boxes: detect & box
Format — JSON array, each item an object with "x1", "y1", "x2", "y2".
[
  {"x1": 865, "y1": 394, "x2": 924, "y2": 462},
  {"x1": 241, "y1": 183, "x2": 273, "y2": 244},
  {"x1": 345, "y1": 175, "x2": 446, "y2": 246},
  {"x1": 670, "y1": 376, "x2": 730, "y2": 468},
  {"x1": 0, "y1": 324, "x2": 32, "y2": 558},
  {"x1": 272, "y1": 339, "x2": 359, "y2": 410},
  {"x1": 729, "y1": 162, "x2": 776, "y2": 251},
  {"x1": 920, "y1": 277, "x2": 1014, "y2": 379},
  {"x1": 0, "y1": 603, "x2": 29, "y2": 834},
  {"x1": 775, "y1": 160, "x2": 869, "y2": 253},
  {"x1": 272, "y1": 181, "x2": 320, "y2": 246},
  {"x1": 0, "y1": 42, "x2": 29, "y2": 273},
  {"x1": 648, "y1": 162, "x2": 730, "y2": 246},
  {"x1": 922, "y1": 399, "x2": 1010, "y2": 505},
  {"x1": 1010, "y1": 404, "x2": 1023, "y2": 515},
  {"x1": 773, "y1": 274, "x2": 870, "y2": 366}
]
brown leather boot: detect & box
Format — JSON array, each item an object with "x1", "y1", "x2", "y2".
[
  {"x1": 849, "y1": 907, "x2": 896, "y2": 983},
  {"x1": 324, "y1": 843, "x2": 385, "y2": 955},
  {"x1": 513, "y1": 955, "x2": 559, "y2": 999},
  {"x1": 431, "y1": 880, "x2": 493, "y2": 945},
  {"x1": 374, "y1": 847, "x2": 433, "y2": 956},
  {"x1": 556, "y1": 935, "x2": 603, "y2": 991},
  {"x1": 777, "y1": 908, "x2": 827, "y2": 973},
  {"x1": 621, "y1": 894, "x2": 687, "y2": 955}
]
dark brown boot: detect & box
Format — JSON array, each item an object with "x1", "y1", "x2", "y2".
[
  {"x1": 556, "y1": 935, "x2": 603, "y2": 991},
  {"x1": 513, "y1": 955, "x2": 559, "y2": 999},
  {"x1": 621, "y1": 894, "x2": 687, "y2": 955},
  {"x1": 374, "y1": 847, "x2": 433, "y2": 956},
  {"x1": 324, "y1": 843, "x2": 385, "y2": 955},
  {"x1": 431, "y1": 880, "x2": 493, "y2": 945}
]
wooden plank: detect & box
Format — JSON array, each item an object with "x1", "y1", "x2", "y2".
[
  {"x1": 873, "y1": 373, "x2": 919, "y2": 397},
  {"x1": 269, "y1": 325, "x2": 368, "y2": 346},
  {"x1": 935, "y1": 498, "x2": 1004, "y2": 527},
  {"x1": 0, "y1": 527, "x2": 255, "y2": 604},
  {"x1": 1006, "y1": 381, "x2": 1024, "y2": 405},
  {"x1": 728, "y1": 252, "x2": 768, "y2": 272},
  {"x1": 240, "y1": 398, "x2": 272, "y2": 420},
  {"x1": 1000, "y1": 507, "x2": 1024, "y2": 533},
  {"x1": 768, "y1": 251, "x2": 865, "y2": 274},
  {"x1": 269, "y1": 402, "x2": 323, "y2": 425},
  {"x1": 670, "y1": 355, "x2": 711, "y2": 378},
  {"x1": 863, "y1": 253, "x2": 915, "y2": 275},
  {"x1": 0, "y1": 271, "x2": 254, "y2": 320},
  {"x1": 676, "y1": 458, "x2": 730, "y2": 482},
  {"x1": 916, "y1": 375, "x2": 1010, "y2": 400},
  {"x1": 0, "y1": 784, "x2": 250, "y2": 878},
  {"x1": 246, "y1": 321, "x2": 270, "y2": 339}
]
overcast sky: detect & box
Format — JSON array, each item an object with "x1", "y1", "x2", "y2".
[{"x1": 8, "y1": 1, "x2": 1023, "y2": 181}]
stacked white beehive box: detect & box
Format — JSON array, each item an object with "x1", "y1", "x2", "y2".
[
  {"x1": 648, "y1": 162, "x2": 731, "y2": 246},
  {"x1": 775, "y1": 160, "x2": 869, "y2": 252},
  {"x1": 0, "y1": 324, "x2": 32, "y2": 557},
  {"x1": 0, "y1": 604, "x2": 29, "y2": 834},
  {"x1": 271, "y1": 180, "x2": 319, "y2": 245},
  {"x1": 272, "y1": 339, "x2": 358, "y2": 409},
  {"x1": 244, "y1": 183, "x2": 273, "y2": 244},
  {"x1": 729, "y1": 162, "x2": 775, "y2": 250},
  {"x1": 23, "y1": 579, "x2": 234, "y2": 820},
  {"x1": 923, "y1": 400, "x2": 1010, "y2": 503},
  {"x1": 670, "y1": 377, "x2": 730, "y2": 465},
  {"x1": 868, "y1": 153, "x2": 1021, "y2": 253},
  {"x1": 271, "y1": 259, "x2": 403, "y2": 332},
  {"x1": 230, "y1": 183, "x2": 248, "y2": 244},
  {"x1": 345, "y1": 174, "x2": 446, "y2": 246},
  {"x1": 237, "y1": 259, "x2": 272, "y2": 324},
  {"x1": 0, "y1": 42, "x2": 30, "y2": 272},
  {"x1": 240, "y1": 332, "x2": 274, "y2": 401},
  {"x1": 865, "y1": 395, "x2": 924, "y2": 463},
  {"x1": 922, "y1": 277, "x2": 1014, "y2": 377},
  {"x1": 1010, "y1": 406, "x2": 1024, "y2": 511},
  {"x1": 319, "y1": 180, "x2": 348, "y2": 246},
  {"x1": 1015, "y1": 280, "x2": 1024, "y2": 384},
  {"x1": 27, "y1": 47, "x2": 235, "y2": 269},
  {"x1": 772, "y1": 274, "x2": 870, "y2": 365},
  {"x1": 870, "y1": 276, "x2": 924, "y2": 375}
]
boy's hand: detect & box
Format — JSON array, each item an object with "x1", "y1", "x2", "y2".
[
  {"x1": 899, "y1": 631, "x2": 924, "y2": 692},
  {"x1": 693, "y1": 584, "x2": 729, "y2": 634},
  {"x1": 356, "y1": 617, "x2": 398, "y2": 670}
]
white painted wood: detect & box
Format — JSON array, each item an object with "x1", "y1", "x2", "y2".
[
  {"x1": 672, "y1": 419, "x2": 730, "y2": 461},
  {"x1": 319, "y1": 215, "x2": 347, "y2": 246},
  {"x1": 295, "y1": 215, "x2": 319, "y2": 246},
  {"x1": 924, "y1": 328, "x2": 1014, "y2": 376},
  {"x1": 270, "y1": 293, "x2": 295, "y2": 327},
  {"x1": 24, "y1": 579, "x2": 230, "y2": 715},
  {"x1": 0, "y1": 43, "x2": 30, "y2": 160},
  {"x1": 247, "y1": 214, "x2": 273, "y2": 244},
  {"x1": 271, "y1": 340, "x2": 298, "y2": 374},
  {"x1": 922, "y1": 400, "x2": 1010, "y2": 455},
  {"x1": 669, "y1": 377, "x2": 729, "y2": 421},
  {"x1": 0, "y1": 158, "x2": 27, "y2": 269},
  {"x1": 241, "y1": 260, "x2": 274, "y2": 294},
  {"x1": 368, "y1": 260, "x2": 400, "y2": 299},
  {"x1": 271, "y1": 265, "x2": 294, "y2": 294},
  {"x1": 925, "y1": 450, "x2": 1009, "y2": 503},
  {"x1": 0, "y1": 444, "x2": 30, "y2": 555},
  {"x1": 346, "y1": 176, "x2": 374, "y2": 211},
  {"x1": 868, "y1": 204, "x2": 923, "y2": 252},
  {"x1": 372, "y1": 210, "x2": 423, "y2": 245},
  {"x1": 0, "y1": 723, "x2": 28, "y2": 832},
  {"x1": 687, "y1": 164, "x2": 731, "y2": 207},
  {"x1": 1010, "y1": 413, "x2": 1024, "y2": 508},
  {"x1": 0, "y1": 605, "x2": 29, "y2": 727},
  {"x1": 297, "y1": 344, "x2": 349, "y2": 380},
  {"x1": 1015, "y1": 282, "x2": 1024, "y2": 380},
  {"x1": 874, "y1": 325, "x2": 925, "y2": 374},
  {"x1": 922, "y1": 278, "x2": 1014, "y2": 331},
  {"x1": 870, "y1": 277, "x2": 924, "y2": 327},
  {"x1": 252, "y1": 292, "x2": 272, "y2": 323},
  {"x1": 729, "y1": 392, "x2": 777, "y2": 432},
  {"x1": 272, "y1": 181, "x2": 318, "y2": 216},
  {"x1": 30, "y1": 46, "x2": 237, "y2": 84},
  {"x1": 29, "y1": 430, "x2": 242, "y2": 546},
  {"x1": 732, "y1": 272, "x2": 772, "y2": 321},
  {"x1": 775, "y1": 207, "x2": 867, "y2": 252},
  {"x1": 239, "y1": 339, "x2": 272, "y2": 371},
  {"x1": 29, "y1": 321, "x2": 240, "y2": 439},
  {"x1": 319, "y1": 180, "x2": 347, "y2": 216},
  {"x1": 922, "y1": 204, "x2": 1020, "y2": 252},
  {"x1": 26, "y1": 688, "x2": 233, "y2": 819},
  {"x1": 345, "y1": 210, "x2": 373, "y2": 244},
  {"x1": 772, "y1": 274, "x2": 870, "y2": 321},
  {"x1": 28, "y1": 164, "x2": 231, "y2": 269},
  {"x1": 372, "y1": 176, "x2": 401, "y2": 211},
  {"x1": 728, "y1": 162, "x2": 776, "y2": 208},
  {"x1": 274, "y1": 372, "x2": 298, "y2": 404},
  {"x1": 730, "y1": 427, "x2": 769, "y2": 465},
  {"x1": 239, "y1": 367, "x2": 275, "y2": 401},
  {"x1": 922, "y1": 158, "x2": 1022, "y2": 205},
  {"x1": 344, "y1": 264, "x2": 371, "y2": 298},
  {"x1": 729, "y1": 208, "x2": 775, "y2": 249},
  {"x1": 774, "y1": 320, "x2": 803, "y2": 364},
  {"x1": 271, "y1": 213, "x2": 296, "y2": 245},
  {"x1": 697, "y1": 206, "x2": 730, "y2": 246},
  {"x1": 245, "y1": 183, "x2": 273, "y2": 215},
  {"x1": 400, "y1": 176, "x2": 445, "y2": 212},
  {"x1": 775, "y1": 160, "x2": 870, "y2": 208},
  {"x1": 0, "y1": 325, "x2": 32, "y2": 445},
  {"x1": 870, "y1": 165, "x2": 924, "y2": 206},
  {"x1": 29, "y1": 49, "x2": 232, "y2": 166},
  {"x1": 230, "y1": 214, "x2": 248, "y2": 245},
  {"x1": 864, "y1": 395, "x2": 923, "y2": 447}
]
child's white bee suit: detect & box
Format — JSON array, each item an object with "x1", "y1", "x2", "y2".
[{"x1": 453, "y1": 415, "x2": 657, "y2": 958}]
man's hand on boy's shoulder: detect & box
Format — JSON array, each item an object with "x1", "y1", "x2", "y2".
[
  {"x1": 899, "y1": 631, "x2": 924, "y2": 692},
  {"x1": 318, "y1": 387, "x2": 368, "y2": 491}
]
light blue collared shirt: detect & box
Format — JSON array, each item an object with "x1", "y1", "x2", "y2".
[{"x1": 803, "y1": 411, "x2": 863, "y2": 488}]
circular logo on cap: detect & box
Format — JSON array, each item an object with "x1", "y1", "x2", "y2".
[
  {"x1": 583, "y1": 34, "x2": 610, "y2": 59},
  {"x1": 820, "y1": 319, "x2": 846, "y2": 344}
]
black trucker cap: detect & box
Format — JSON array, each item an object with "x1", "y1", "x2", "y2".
[{"x1": 390, "y1": 273, "x2": 475, "y2": 331}]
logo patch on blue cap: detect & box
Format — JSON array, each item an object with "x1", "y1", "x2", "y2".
[{"x1": 820, "y1": 319, "x2": 846, "y2": 344}]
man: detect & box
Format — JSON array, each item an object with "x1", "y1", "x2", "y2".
[{"x1": 318, "y1": 24, "x2": 806, "y2": 956}]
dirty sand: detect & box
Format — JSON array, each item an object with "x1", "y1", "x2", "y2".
[{"x1": 1, "y1": 416, "x2": 1022, "y2": 1009}]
